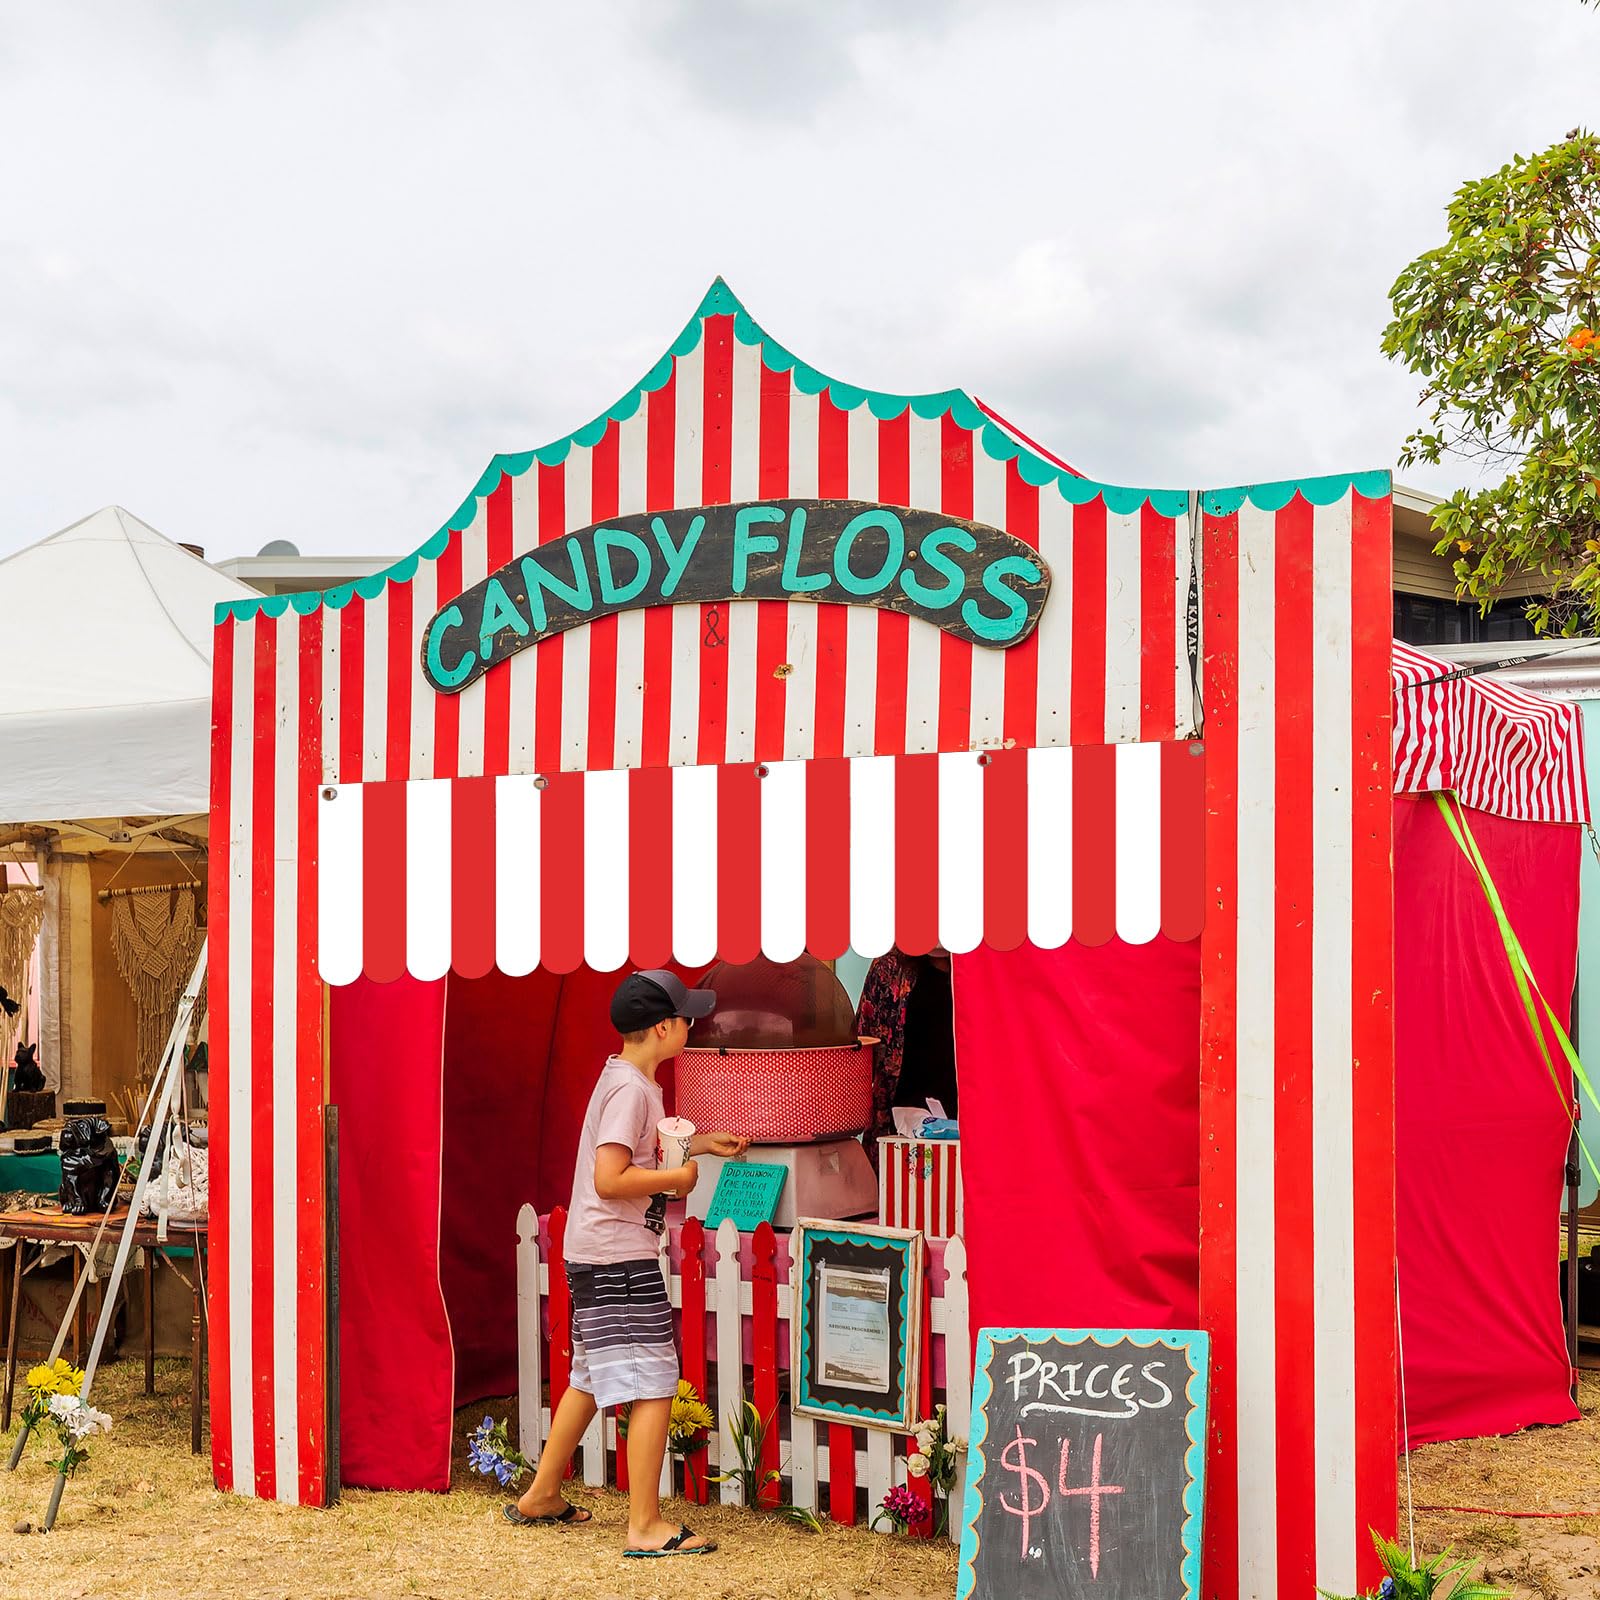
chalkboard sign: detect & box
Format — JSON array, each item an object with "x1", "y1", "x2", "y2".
[
  {"x1": 958, "y1": 1328, "x2": 1209, "y2": 1600},
  {"x1": 704, "y1": 1160, "x2": 787, "y2": 1231}
]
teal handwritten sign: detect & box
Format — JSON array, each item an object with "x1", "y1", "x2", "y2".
[
  {"x1": 421, "y1": 498, "x2": 1052, "y2": 693},
  {"x1": 705, "y1": 1160, "x2": 788, "y2": 1232}
]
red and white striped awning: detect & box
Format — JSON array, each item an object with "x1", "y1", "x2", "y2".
[
  {"x1": 317, "y1": 741, "x2": 1206, "y2": 982},
  {"x1": 1392, "y1": 641, "x2": 1590, "y2": 824}
]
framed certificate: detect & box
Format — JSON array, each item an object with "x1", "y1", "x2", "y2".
[{"x1": 792, "y1": 1219, "x2": 925, "y2": 1431}]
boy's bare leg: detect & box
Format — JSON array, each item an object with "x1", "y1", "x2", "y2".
[
  {"x1": 516, "y1": 1385, "x2": 598, "y2": 1517},
  {"x1": 624, "y1": 1396, "x2": 711, "y2": 1551}
]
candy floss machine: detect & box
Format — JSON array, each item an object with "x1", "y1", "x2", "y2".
[{"x1": 676, "y1": 954, "x2": 879, "y2": 1225}]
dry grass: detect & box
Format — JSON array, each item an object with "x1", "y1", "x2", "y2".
[
  {"x1": 0, "y1": 1360, "x2": 958, "y2": 1600},
  {"x1": 1405, "y1": 1370, "x2": 1600, "y2": 1599}
]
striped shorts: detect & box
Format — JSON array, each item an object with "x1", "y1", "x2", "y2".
[{"x1": 566, "y1": 1259, "x2": 679, "y2": 1410}]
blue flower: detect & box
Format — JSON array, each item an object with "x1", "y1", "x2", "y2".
[
  {"x1": 1379, "y1": 1580, "x2": 1395, "y2": 1599},
  {"x1": 494, "y1": 1458, "x2": 516, "y2": 1487}
]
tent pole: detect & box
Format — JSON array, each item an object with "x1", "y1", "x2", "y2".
[
  {"x1": 325, "y1": 1102, "x2": 341, "y2": 1505},
  {"x1": 1569, "y1": 964, "x2": 1583, "y2": 1403}
]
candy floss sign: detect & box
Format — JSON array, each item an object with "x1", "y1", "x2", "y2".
[
  {"x1": 420, "y1": 497, "x2": 1051, "y2": 693},
  {"x1": 958, "y1": 1328, "x2": 1209, "y2": 1600}
]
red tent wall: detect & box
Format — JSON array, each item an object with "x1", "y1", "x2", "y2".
[
  {"x1": 953, "y1": 937, "x2": 1203, "y2": 1338},
  {"x1": 439, "y1": 967, "x2": 563, "y2": 1410},
  {"x1": 953, "y1": 801, "x2": 1581, "y2": 1450},
  {"x1": 1394, "y1": 796, "x2": 1581, "y2": 1443},
  {"x1": 329, "y1": 973, "x2": 454, "y2": 1491}
]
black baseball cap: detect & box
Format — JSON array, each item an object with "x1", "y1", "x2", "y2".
[{"x1": 610, "y1": 969, "x2": 718, "y2": 1032}]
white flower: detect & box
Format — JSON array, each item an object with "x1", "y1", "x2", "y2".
[
  {"x1": 907, "y1": 1452, "x2": 930, "y2": 1477},
  {"x1": 45, "y1": 1395, "x2": 112, "y2": 1440},
  {"x1": 914, "y1": 1427, "x2": 935, "y2": 1454}
]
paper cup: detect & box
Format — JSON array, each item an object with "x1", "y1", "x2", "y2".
[{"x1": 657, "y1": 1116, "x2": 696, "y2": 1172}]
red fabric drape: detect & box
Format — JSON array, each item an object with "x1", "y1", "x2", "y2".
[
  {"x1": 953, "y1": 937, "x2": 1203, "y2": 1339},
  {"x1": 1395, "y1": 796, "x2": 1581, "y2": 1443},
  {"x1": 329, "y1": 973, "x2": 453, "y2": 1491},
  {"x1": 336, "y1": 960, "x2": 716, "y2": 1486},
  {"x1": 440, "y1": 968, "x2": 563, "y2": 1406}
]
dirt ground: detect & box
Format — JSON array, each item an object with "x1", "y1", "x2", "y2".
[
  {"x1": 1407, "y1": 1369, "x2": 1600, "y2": 1599},
  {"x1": 11, "y1": 1358, "x2": 1600, "y2": 1598},
  {"x1": 0, "y1": 1358, "x2": 959, "y2": 1600}
]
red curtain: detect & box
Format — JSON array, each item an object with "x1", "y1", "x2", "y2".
[
  {"x1": 329, "y1": 973, "x2": 454, "y2": 1491},
  {"x1": 953, "y1": 937, "x2": 1203, "y2": 1340},
  {"x1": 332, "y1": 961, "x2": 712, "y2": 1488},
  {"x1": 1394, "y1": 796, "x2": 1581, "y2": 1443}
]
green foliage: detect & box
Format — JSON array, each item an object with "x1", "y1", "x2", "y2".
[
  {"x1": 707, "y1": 1394, "x2": 781, "y2": 1508},
  {"x1": 1318, "y1": 1529, "x2": 1510, "y2": 1600},
  {"x1": 705, "y1": 1392, "x2": 820, "y2": 1531},
  {"x1": 1382, "y1": 130, "x2": 1600, "y2": 633}
]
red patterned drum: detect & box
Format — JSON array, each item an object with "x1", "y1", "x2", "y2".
[{"x1": 674, "y1": 1039, "x2": 877, "y2": 1143}]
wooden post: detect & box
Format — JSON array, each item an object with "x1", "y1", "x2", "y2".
[
  {"x1": 751, "y1": 1223, "x2": 780, "y2": 1508},
  {"x1": 515, "y1": 1204, "x2": 544, "y2": 1466},
  {"x1": 786, "y1": 1246, "x2": 818, "y2": 1514},
  {"x1": 325, "y1": 1105, "x2": 341, "y2": 1502},
  {"x1": 678, "y1": 1218, "x2": 707, "y2": 1504},
  {"x1": 143, "y1": 1247, "x2": 155, "y2": 1397},
  {"x1": 713, "y1": 1220, "x2": 742, "y2": 1507}
]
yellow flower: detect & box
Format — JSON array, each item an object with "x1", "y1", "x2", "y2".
[
  {"x1": 26, "y1": 1358, "x2": 84, "y2": 1396},
  {"x1": 669, "y1": 1379, "x2": 714, "y2": 1441}
]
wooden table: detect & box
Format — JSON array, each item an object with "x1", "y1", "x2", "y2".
[{"x1": 0, "y1": 1206, "x2": 207, "y2": 1453}]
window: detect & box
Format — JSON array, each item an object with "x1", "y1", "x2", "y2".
[{"x1": 1392, "y1": 592, "x2": 1541, "y2": 648}]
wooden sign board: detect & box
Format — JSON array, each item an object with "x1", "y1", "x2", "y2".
[
  {"x1": 958, "y1": 1328, "x2": 1209, "y2": 1600},
  {"x1": 704, "y1": 1159, "x2": 787, "y2": 1232},
  {"x1": 421, "y1": 497, "x2": 1052, "y2": 692}
]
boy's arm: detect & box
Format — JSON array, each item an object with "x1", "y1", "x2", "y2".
[
  {"x1": 594, "y1": 1142, "x2": 696, "y2": 1200},
  {"x1": 691, "y1": 1131, "x2": 751, "y2": 1159}
]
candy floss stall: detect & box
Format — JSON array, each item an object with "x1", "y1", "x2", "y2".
[{"x1": 207, "y1": 281, "x2": 1398, "y2": 1595}]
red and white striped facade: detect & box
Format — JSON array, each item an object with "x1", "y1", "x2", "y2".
[
  {"x1": 211, "y1": 281, "x2": 1403, "y2": 1595},
  {"x1": 1392, "y1": 639, "x2": 1590, "y2": 824},
  {"x1": 316, "y1": 744, "x2": 1208, "y2": 983}
]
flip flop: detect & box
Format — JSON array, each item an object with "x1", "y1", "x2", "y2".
[
  {"x1": 623, "y1": 1525, "x2": 717, "y2": 1558},
  {"x1": 502, "y1": 1501, "x2": 592, "y2": 1527}
]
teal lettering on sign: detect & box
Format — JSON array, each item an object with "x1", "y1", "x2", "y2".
[
  {"x1": 420, "y1": 497, "x2": 1052, "y2": 694},
  {"x1": 705, "y1": 1160, "x2": 788, "y2": 1232}
]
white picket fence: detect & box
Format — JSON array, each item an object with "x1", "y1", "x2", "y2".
[{"x1": 514, "y1": 1205, "x2": 971, "y2": 1530}]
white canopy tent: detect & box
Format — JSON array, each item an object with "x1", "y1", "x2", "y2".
[
  {"x1": 0, "y1": 507, "x2": 252, "y2": 1102},
  {"x1": 0, "y1": 506, "x2": 253, "y2": 823}
]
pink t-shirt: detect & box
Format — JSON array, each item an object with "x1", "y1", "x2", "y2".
[{"x1": 565, "y1": 1057, "x2": 669, "y2": 1266}]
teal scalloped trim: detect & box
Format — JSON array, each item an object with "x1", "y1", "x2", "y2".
[
  {"x1": 1201, "y1": 469, "x2": 1392, "y2": 517},
  {"x1": 956, "y1": 1327, "x2": 1210, "y2": 1600},
  {"x1": 216, "y1": 278, "x2": 1195, "y2": 621},
  {"x1": 794, "y1": 1227, "x2": 917, "y2": 1426}
]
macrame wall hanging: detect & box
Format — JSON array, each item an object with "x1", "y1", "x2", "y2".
[
  {"x1": 110, "y1": 886, "x2": 201, "y2": 1084},
  {"x1": 0, "y1": 885, "x2": 44, "y2": 1061}
]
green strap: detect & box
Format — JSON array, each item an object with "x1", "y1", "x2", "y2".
[{"x1": 1433, "y1": 792, "x2": 1600, "y2": 1185}]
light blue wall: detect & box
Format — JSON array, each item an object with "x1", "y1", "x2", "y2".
[{"x1": 834, "y1": 948, "x2": 870, "y2": 1009}]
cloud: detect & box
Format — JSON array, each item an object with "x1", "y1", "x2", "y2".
[{"x1": 0, "y1": 0, "x2": 1595, "y2": 559}]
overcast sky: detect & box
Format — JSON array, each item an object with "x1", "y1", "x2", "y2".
[{"x1": 2, "y1": 0, "x2": 1594, "y2": 562}]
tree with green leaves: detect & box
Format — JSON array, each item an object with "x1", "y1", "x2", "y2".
[{"x1": 1382, "y1": 129, "x2": 1600, "y2": 634}]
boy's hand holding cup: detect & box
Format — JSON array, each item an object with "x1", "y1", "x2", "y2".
[{"x1": 657, "y1": 1117, "x2": 697, "y2": 1197}]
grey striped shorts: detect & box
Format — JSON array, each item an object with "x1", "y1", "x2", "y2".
[{"x1": 566, "y1": 1259, "x2": 679, "y2": 1410}]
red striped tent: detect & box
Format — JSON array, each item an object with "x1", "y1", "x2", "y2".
[{"x1": 210, "y1": 279, "x2": 1398, "y2": 1594}]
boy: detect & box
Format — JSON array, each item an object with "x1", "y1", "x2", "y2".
[{"x1": 506, "y1": 969, "x2": 748, "y2": 1556}]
